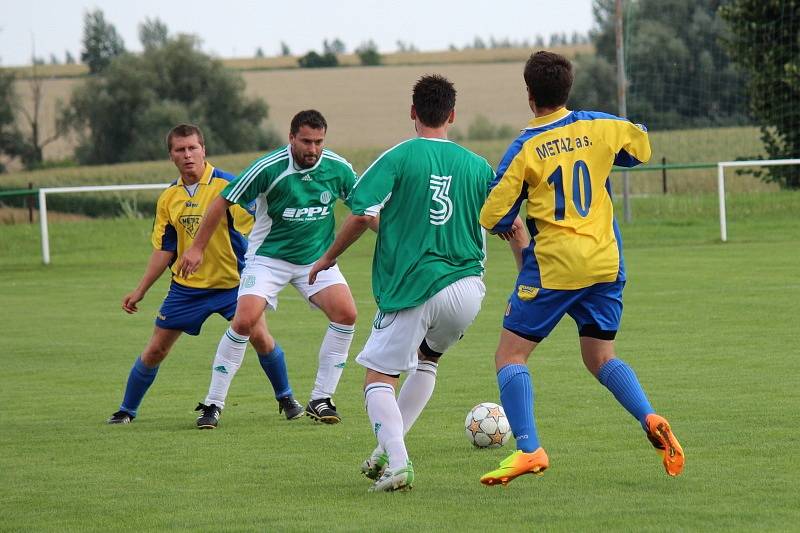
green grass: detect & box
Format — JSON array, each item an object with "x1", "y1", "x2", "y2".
[{"x1": 1, "y1": 192, "x2": 799, "y2": 531}]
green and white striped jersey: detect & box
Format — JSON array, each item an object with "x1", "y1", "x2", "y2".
[
  {"x1": 222, "y1": 145, "x2": 357, "y2": 265},
  {"x1": 348, "y1": 137, "x2": 494, "y2": 312}
]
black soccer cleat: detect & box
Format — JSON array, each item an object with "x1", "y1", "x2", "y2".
[
  {"x1": 305, "y1": 397, "x2": 341, "y2": 424},
  {"x1": 195, "y1": 402, "x2": 221, "y2": 429},
  {"x1": 277, "y1": 395, "x2": 305, "y2": 420},
  {"x1": 107, "y1": 410, "x2": 134, "y2": 424}
]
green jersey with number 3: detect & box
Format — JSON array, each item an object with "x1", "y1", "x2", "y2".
[
  {"x1": 222, "y1": 145, "x2": 356, "y2": 265},
  {"x1": 348, "y1": 137, "x2": 494, "y2": 312}
]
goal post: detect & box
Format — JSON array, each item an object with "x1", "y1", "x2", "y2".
[
  {"x1": 38, "y1": 183, "x2": 169, "y2": 265},
  {"x1": 716, "y1": 159, "x2": 800, "y2": 242}
]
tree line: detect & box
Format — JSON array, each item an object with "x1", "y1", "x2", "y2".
[{"x1": 1, "y1": 1, "x2": 798, "y2": 188}]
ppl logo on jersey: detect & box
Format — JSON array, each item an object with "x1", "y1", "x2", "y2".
[{"x1": 282, "y1": 206, "x2": 331, "y2": 220}]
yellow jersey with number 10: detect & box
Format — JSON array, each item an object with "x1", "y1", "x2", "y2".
[{"x1": 480, "y1": 108, "x2": 651, "y2": 290}]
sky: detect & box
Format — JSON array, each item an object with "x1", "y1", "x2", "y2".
[{"x1": 0, "y1": 0, "x2": 595, "y2": 66}]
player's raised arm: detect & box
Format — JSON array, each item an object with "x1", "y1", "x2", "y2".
[{"x1": 177, "y1": 195, "x2": 233, "y2": 278}]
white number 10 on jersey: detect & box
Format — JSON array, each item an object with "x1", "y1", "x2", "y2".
[{"x1": 429, "y1": 174, "x2": 453, "y2": 225}]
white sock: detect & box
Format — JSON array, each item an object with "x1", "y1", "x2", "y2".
[
  {"x1": 371, "y1": 360, "x2": 438, "y2": 458},
  {"x1": 204, "y1": 326, "x2": 248, "y2": 409},
  {"x1": 365, "y1": 383, "x2": 408, "y2": 470},
  {"x1": 310, "y1": 322, "x2": 354, "y2": 400}
]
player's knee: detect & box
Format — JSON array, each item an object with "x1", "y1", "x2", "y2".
[{"x1": 332, "y1": 305, "x2": 357, "y2": 325}]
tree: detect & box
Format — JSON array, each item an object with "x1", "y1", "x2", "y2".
[
  {"x1": 0, "y1": 69, "x2": 20, "y2": 172},
  {"x1": 297, "y1": 50, "x2": 338, "y2": 68},
  {"x1": 720, "y1": 0, "x2": 800, "y2": 189},
  {"x1": 139, "y1": 17, "x2": 169, "y2": 51},
  {"x1": 355, "y1": 40, "x2": 381, "y2": 66},
  {"x1": 0, "y1": 65, "x2": 62, "y2": 169},
  {"x1": 61, "y1": 34, "x2": 275, "y2": 165},
  {"x1": 280, "y1": 41, "x2": 291, "y2": 56},
  {"x1": 255, "y1": 47, "x2": 265, "y2": 58},
  {"x1": 81, "y1": 9, "x2": 125, "y2": 74},
  {"x1": 588, "y1": 0, "x2": 747, "y2": 130},
  {"x1": 65, "y1": 51, "x2": 76, "y2": 64},
  {"x1": 323, "y1": 38, "x2": 346, "y2": 55},
  {"x1": 569, "y1": 54, "x2": 617, "y2": 114}
]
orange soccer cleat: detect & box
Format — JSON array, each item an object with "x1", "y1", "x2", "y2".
[
  {"x1": 645, "y1": 414, "x2": 685, "y2": 477},
  {"x1": 480, "y1": 448, "x2": 549, "y2": 486}
]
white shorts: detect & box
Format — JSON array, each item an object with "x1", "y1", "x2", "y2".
[
  {"x1": 356, "y1": 276, "x2": 486, "y2": 375},
  {"x1": 238, "y1": 255, "x2": 347, "y2": 311}
]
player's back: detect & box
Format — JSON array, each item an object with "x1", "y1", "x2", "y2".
[
  {"x1": 352, "y1": 137, "x2": 494, "y2": 311},
  {"x1": 481, "y1": 108, "x2": 651, "y2": 290}
]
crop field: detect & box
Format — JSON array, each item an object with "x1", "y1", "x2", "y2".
[{"x1": 1, "y1": 190, "x2": 798, "y2": 531}]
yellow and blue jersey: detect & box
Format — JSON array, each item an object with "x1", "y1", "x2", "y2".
[
  {"x1": 480, "y1": 108, "x2": 651, "y2": 290},
  {"x1": 152, "y1": 163, "x2": 253, "y2": 290}
]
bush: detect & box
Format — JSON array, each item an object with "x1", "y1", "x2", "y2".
[{"x1": 297, "y1": 51, "x2": 338, "y2": 68}]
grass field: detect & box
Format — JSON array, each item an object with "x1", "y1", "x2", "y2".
[{"x1": 1, "y1": 191, "x2": 798, "y2": 531}]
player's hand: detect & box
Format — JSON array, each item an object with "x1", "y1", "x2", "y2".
[
  {"x1": 497, "y1": 217, "x2": 527, "y2": 241},
  {"x1": 308, "y1": 256, "x2": 336, "y2": 285},
  {"x1": 177, "y1": 246, "x2": 203, "y2": 279},
  {"x1": 122, "y1": 289, "x2": 144, "y2": 314}
]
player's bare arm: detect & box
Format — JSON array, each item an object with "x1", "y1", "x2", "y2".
[
  {"x1": 308, "y1": 213, "x2": 373, "y2": 284},
  {"x1": 122, "y1": 249, "x2": 175, "y2": 314},
  {"x1": 177, "y1": 195, "x2": 234, "y2": 278}
]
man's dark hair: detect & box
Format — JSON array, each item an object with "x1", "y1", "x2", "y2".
[
  {"x1": 166, "y1": 124, "x2": 204, "y2": 151},
  {"x1": 524, "y1": 51, "x2": 574, "y2": 109},
  {"x1": 290, "y1": 109, "x2": 327, "y2": 135},
  {"x1": 412, "y1": 74, "x2": 456, "y2": 128}
]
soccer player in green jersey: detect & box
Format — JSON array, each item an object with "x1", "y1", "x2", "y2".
[
  {"x1": 309, "y1": 75, "x2": 495, "y2": 492},
  {"x1": 179, "y1": 110, "x2": 358, "y2": 426},
  {"x1": 479, "y1": 51, "x2": 684, "y2": 486}
]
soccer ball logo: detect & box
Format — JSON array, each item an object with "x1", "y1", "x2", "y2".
[{"x1": 464, "y1": 402, "x2": 511, "y2": 448}]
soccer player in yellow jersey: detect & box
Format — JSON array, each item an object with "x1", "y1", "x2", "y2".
[
  {"x1": 107, "y1": 124, "x2": 303, "y2": 427},
  {"x1": 479, "y1": 51, "x2": 684, "y2": 485}
]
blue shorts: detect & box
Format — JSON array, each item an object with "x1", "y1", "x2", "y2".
[
  {"x1": 502, "y1": 280, "x2": 624, "y2": 340},
  {"x1": 155, "y1": 281, "x2": 238, "y2": 336}
]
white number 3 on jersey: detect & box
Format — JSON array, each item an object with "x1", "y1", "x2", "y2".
[{"x1": 429, "y1": 174, "x2": 453, "y2": 225}]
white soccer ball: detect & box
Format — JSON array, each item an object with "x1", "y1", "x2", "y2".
[{"x1": 464, "y1": 402, "x2": 511, "y2": 448}]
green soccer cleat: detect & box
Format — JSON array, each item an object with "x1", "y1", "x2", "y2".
[
  {"x1": 369, "y1": 461, "x2": 414, "y2": 492},
  {"x1": 360, "y1": 450, "x2": 389, "y2": 480}
]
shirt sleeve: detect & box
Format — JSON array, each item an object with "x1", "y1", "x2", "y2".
[
  {"x1": 151, "y1": 191, "x2": 177, "y2": 252},
  {"x1": 612, "y1": 121, "x2": 652, "y2": 168},
  {"x1": 339, "y1": 163, "x2": 358, "y2": 201},
  {"x1": 347, "y1": 152, "x2": 396, "y2": 217},
  {"x1": 479, "y1": 141, "x2": 529, "y2": 233},
  {"x1": 222, "y1": 162, "x2": 269, "y2": 207}
]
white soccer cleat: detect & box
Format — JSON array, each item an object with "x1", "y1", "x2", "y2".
[
  {"x1": 360, "y1": 450, "x2": 389, "y2": 480},
  {"x1": 368, "y1": 461, "x2": 414, "y2": 492}
]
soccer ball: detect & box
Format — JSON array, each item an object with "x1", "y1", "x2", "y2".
[{"x1": 464, "y1": 402, "x2": 511, "y2": 448}]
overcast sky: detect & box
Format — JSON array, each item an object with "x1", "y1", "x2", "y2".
[{"x1": 0, "y1": 0, "x2": 596, "y2": 66}]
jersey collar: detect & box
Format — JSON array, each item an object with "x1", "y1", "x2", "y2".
[
  {"x1": 526, "y1": 107, "x2": 572, "y2": 129},
  {"x1": 177, "y1": 162, "x2": 213, "y2": 186}
]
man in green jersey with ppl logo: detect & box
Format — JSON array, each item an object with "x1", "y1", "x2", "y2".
[
  {"x1": 309, "y1": 75, "x2": 495, "y2": 492},
  {"x1": 179, "y1": 110, "x2": 359, "y2": 427}
]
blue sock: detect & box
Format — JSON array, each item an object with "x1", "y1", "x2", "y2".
[
  {"x1": 497, "y1": 364, "x2": 540, "y2": 453},
  {"x1": 119, "y1": 356, "x2": 159, "y2": 417},
  {"x1": 597, "y1": 358, "x2": 654, "y2": 429},
  {"x1": 258, "y1": 344, "x2": 292, "y2": 399}
]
